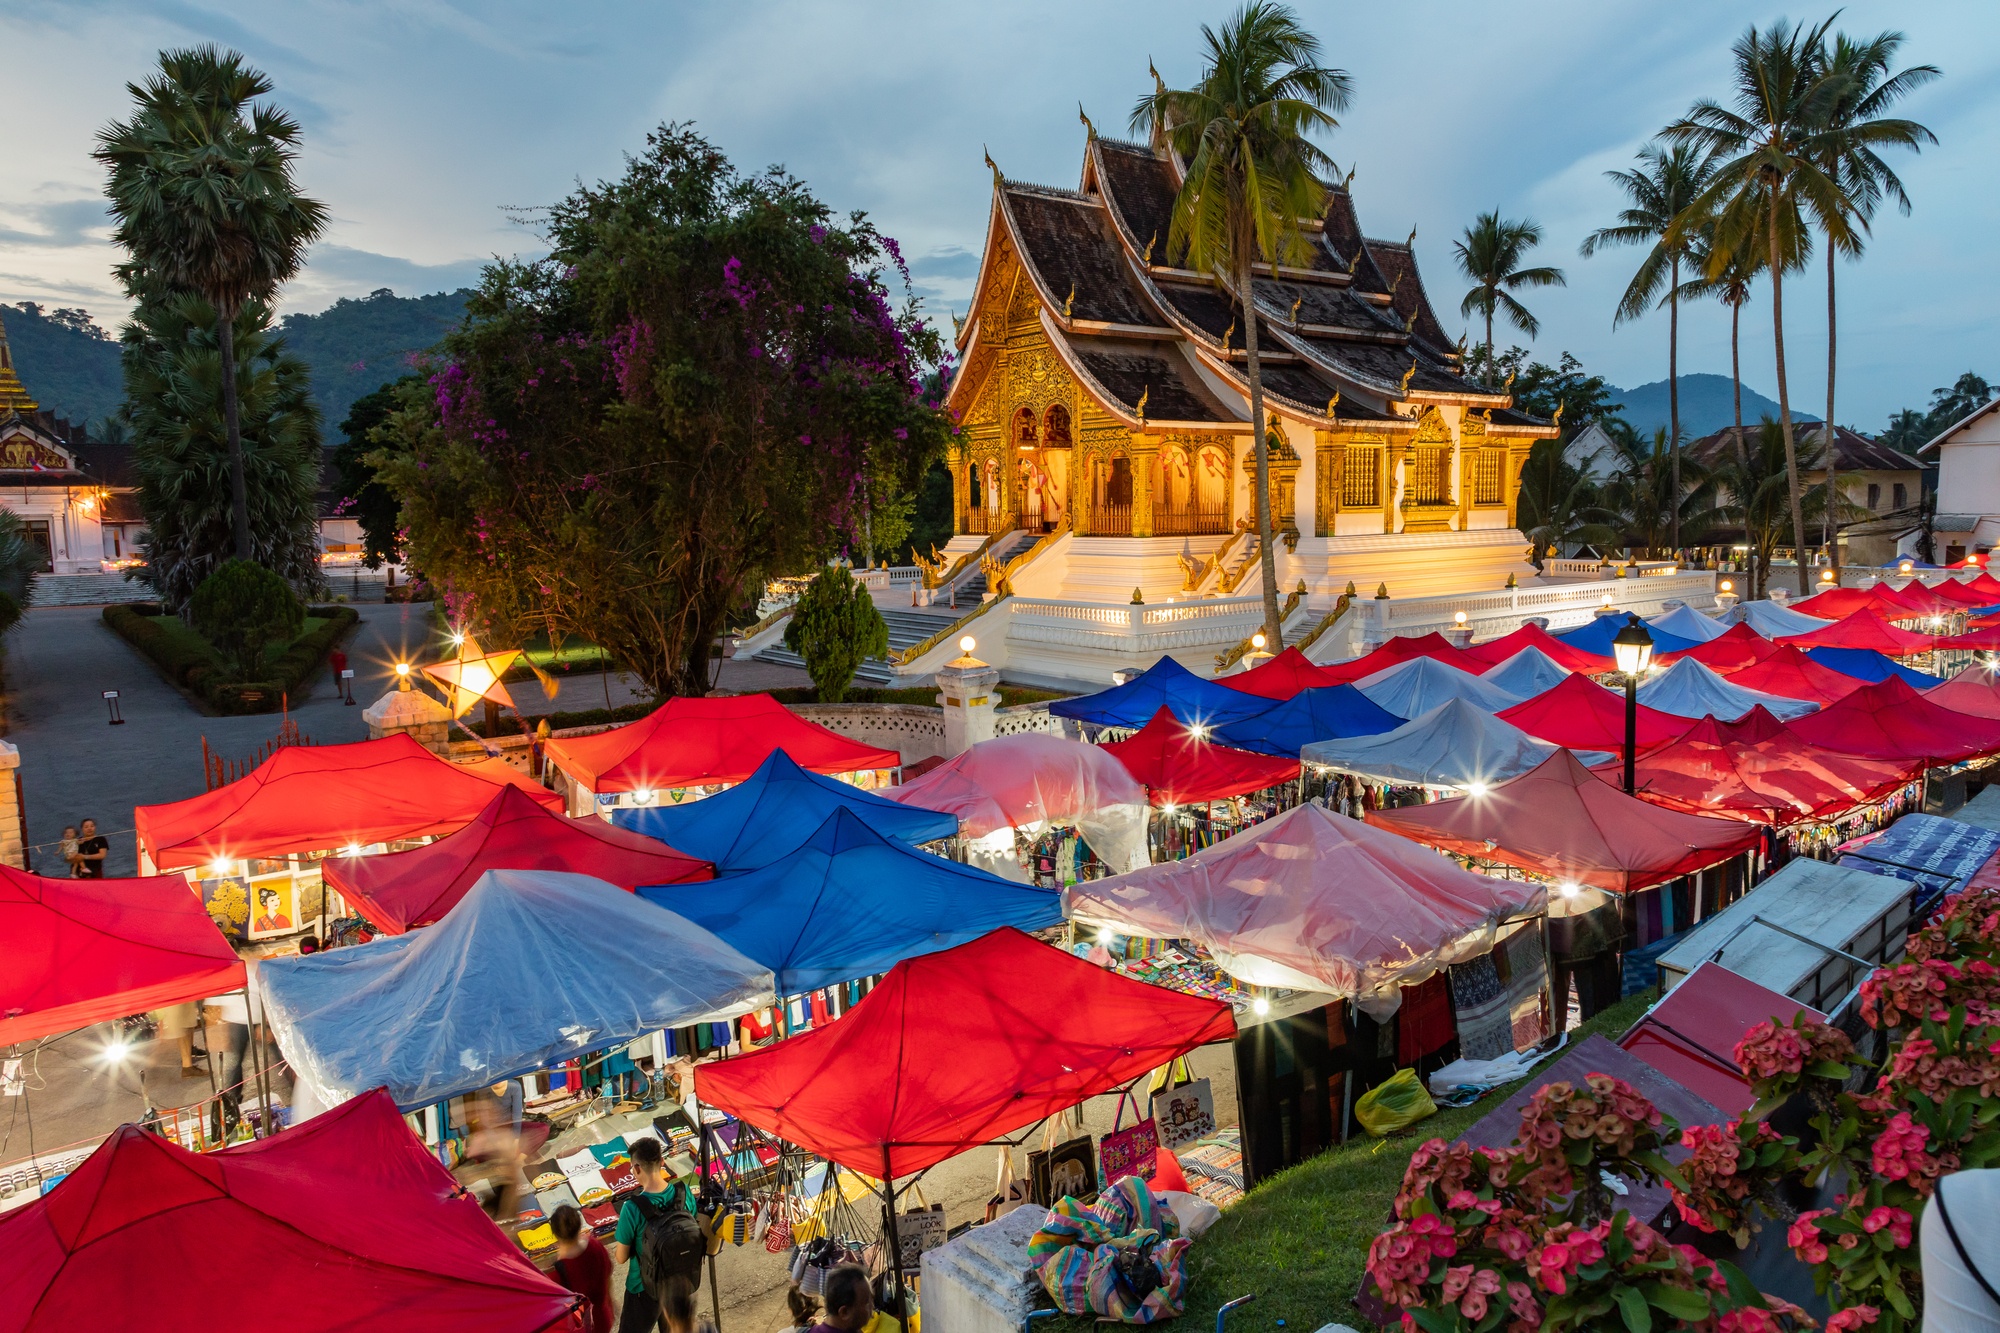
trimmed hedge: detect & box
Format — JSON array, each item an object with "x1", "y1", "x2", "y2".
[{"x1": 104, "y1": 602, "x2": 360, "y2": 715}]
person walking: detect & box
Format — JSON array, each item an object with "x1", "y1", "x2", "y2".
[
  {"x1": 610, "y1": 1138, "x2": 699, "y2": 1333},
  {"x1": 550, "y1": 1204, "x2": 615, "y2": 1333}
]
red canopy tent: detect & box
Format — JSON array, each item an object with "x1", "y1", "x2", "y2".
[
  {"x1": 323, "y1": 786, "x2": 713, "y2": 934},
  {"x1": 0, "y1": 867, "x2": 244, "y2": 1044},
  {"x1": 544, "y1": 694, "x2": 899, "y2": 795},
  {"x1": 1619, "y1": 962, "x2": 1821, "y2": 1114},
  {"x1": 1725, "y1": 645, "x2": 1865, "y2": 705},
  {"x1": 1655, "y1": 621, "x2": 1779, "y2": 675},
  {"x1": 1780, "y1": 607, "x2": 1938, "y2": 654},
  {"x1": 1316, "y1": 632, "x2": 1471, "y2": 685},
  {"x1": 695, "y1": 927, "x2": 1235, "y2": 1180},
  {"x1": 1961, "y1": 572, "x2": 2000, "y2": 599},
  {"x1": 1789, "y1": 585, "x2": 1878, "y2": 619},
  {"x1": 1589, "y1": 717, "x2": 1919, "y2": 827},
  {"x1": 1931, "y1": 626, "x2": 2000, "y2": 652},
  {"x1": 1698, "y1": 705, "x2": 1791, "y2": 745},
  {"x1": 1366, "y1": 750, "x2": 1762, "y2": 893},
  {"x1": 1787, "y1": 675, "x2": 2000, "y2": 767},
  {"x1": 1100, "y1": 707, "x2": 1302, "y2": 806},
  {"x1": 1216, "y1": 646, "x2": 1346, "y2": 700},
  {"x1": 1459, "y1": 622, "x2": 1609, "y2": 673},
  {"x1": 1922, "y1": 579, "x2": 1993, "y2": 608},
  {"x1": 1925, "y1": 666, "x2": 2000, "y2": 720},
  {"x1": 1494, "y1": 674, "x2": 1692, "y2": 753},
  {"x1": 1875, "y1": 581, "x2": 1961, "y2": 619},
  {"x1": 0, "y1": 1089, "x2": 581, "y2": 1332},
  {"x1": 135, "y1": 735, "x2": 562, "y2": 873}
]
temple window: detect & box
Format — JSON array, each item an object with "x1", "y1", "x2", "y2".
[
  {"x1": 1342, "y1": 446, "x2": 1380, "y2": 507},
  {"x1": 1411, "y1": 447, "x2": 1451, "y2": 505},
  {"x1": 1043, "y1": 403, "x2": 1072, "y2": 448},
  {"x1": 1473, "y1": 451, "x2": 1503, "y2": 505},
  {"x1": 1013, "y1": 407, "x2": 1038, "y2": 451},
  {"x1": 968, "y1": 461, "x2": 982, "y2": 509}
]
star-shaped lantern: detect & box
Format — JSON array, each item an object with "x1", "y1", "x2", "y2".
[{"x1": 421, "y1": 632, "x2": 521, "y2": 717}]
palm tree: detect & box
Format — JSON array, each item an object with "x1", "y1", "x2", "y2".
[
  {"x1": 1579, "y1": 144, "x2": 1715, "y2": 550},
  {"x1": 1514, "y1": 439, "x2": 1618, "y2": 567},
  {"x1": 96, "y1": 46, "x2": 327, "y2": 565},
  {"x1": 1675, "y1": 227, "x2": 1761, "y2": 478},
  {"x1": 1808, "y1": 29, "x2": 1938, "y2": 578},
  {"x1": 1600, "y1": 420, "x2": 1722, "y2": 557},
  {"x1": 1133, "y1": 2, "x2": 1351, "y2": 649},
  {"x1": 1453, "y1": 213, "x2": 1565, "y2": 384},
  {"x1": 1665, "y1": 17, "x2": 1907, "y2": 593}
]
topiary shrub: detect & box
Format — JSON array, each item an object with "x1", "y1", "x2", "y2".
[
  {"x1": 782, "y1": 565, "x2": 888, "y2": 704},
  {"x1": 187, "y1": 560, "x2": 304, "y2": 683}
]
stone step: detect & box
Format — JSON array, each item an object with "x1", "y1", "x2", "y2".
[{"x1": 751, "y1": 642, "x2": 901, "y2": 685}]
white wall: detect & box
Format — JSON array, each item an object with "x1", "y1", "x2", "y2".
[{"x1": 1937, "y1": 410, "x2": 2000, "y2": 518}]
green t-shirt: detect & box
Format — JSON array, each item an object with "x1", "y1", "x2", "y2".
[{"x1": 614, "y1": 1184, "x2": 689, "y2": 1294}]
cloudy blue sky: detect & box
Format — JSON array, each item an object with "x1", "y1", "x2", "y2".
[{"x1": 1, "y1": 0, "x2": 1993, "y2": 428}]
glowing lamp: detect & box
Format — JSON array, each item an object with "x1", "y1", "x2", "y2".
[
  {"x1": 1185, "y1": 721, "x2": 1211, "y2": 741},
  {"x1": 1453, "y1": 611, "x2": 1467, "y2": 626},
  {"x1": 209, "y1": 857, "x2": 232, "y2": 877},
  {"x1": 1466, "y1": 781, "x2": 1488, "y2": 798},
  {"x1": 1558, "y1": 880, "x2": 1582, "y2": 899},
  {"x1": 958, "y1": 635, "x2": 976, "y2": 654},
  {"x1": 100, "y1": 1038, "x2": 132, "y2": 1066},
  {"x1": 632, "y1": 788, "x2": 656, "y2": 805},
  {"x1": 1819, "y1": 567, "x2": 1836, "y2": 583},
  {"x1": 1899, "y1": 560, "x2": 1914, "y2": 575},
  {"x1": 1096, "y1": 927, "x2": 1115, "y2": 945},
  {"x1": 422, "y1": 633, "x2": 521, "y2": 717},
  {"x1": 341, "y1": 843, "x2": 362, "y2": 857},
  {"x1": 1251, "y1": 632, "x2": 1266, "y2": 650},
  {"x1": 1719, "y1": 580, "x2": 1733, "y2": 593},
  {"x1": 1601, "y1": 593, "x2": 1614, "y2": 609},
  {"x1": 1252, "y1": 997, "x2": 1272, "y2": 1016},
  {"x1": 1611, "y1": 616, "x2": 1655, "y2": 676},
  {"x1": 449, "y1": 631, "x2": 466, "y2": 647},
  {"x1": 394, "y1": 662, "x2": 411, "y2": 676}
]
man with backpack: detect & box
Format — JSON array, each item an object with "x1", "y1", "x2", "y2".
[{"x1": 610, "y1": 1138, "x2": 704, "y2": 1332}]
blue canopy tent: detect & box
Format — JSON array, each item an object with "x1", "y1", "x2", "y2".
[
  {"x1": 639, "y1": 807, "x2": 1062, "y2": 994},
  {"x1": 1553, "y1": 614, "x2": 1705, "y2": 658},
  {"x1": 1048, "y1": 655, "x2": 1275, "y2": 731},
  {"x1": 1805, "y1": 646, "x2": 1944, "y2": 690},
  {"x1": 1838, "y1": 812, "x2": 2000, "y2": 914},
  {"x1": 1210, "y1": 684, "x2": 1401, "y2": 757},
  {"x1": 613, "y1": 750, "x2": 956, "y2": 872},
  {"x1": 258, "y1": 870, "x2": 774, "y2": 1115}
]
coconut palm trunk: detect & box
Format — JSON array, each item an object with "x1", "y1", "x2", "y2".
[
  {"x1": 1823, "y1": 246, "x2": 1839, "y2": 577},
  {"x1": 216, "y1": 302, "x2": 252, "y2": 560},
  {"x1": 1668, "y1": 256, "x2": 1680, "y2": 552},
  {"x1": 1730, "y1": 295, "x2": 1752, "y2": 594},
  {"x1": 1769, "y1": 207, "x2": 1808, "y2": 594},
  {"x1": 1239, "y1": 252, "x2": 1282, "y2": 647}
]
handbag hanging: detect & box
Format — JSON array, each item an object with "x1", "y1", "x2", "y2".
[
  {"x1": 893, "y1": 1182, "x2": 947, "y2": 1271},
  {"x1": 1098, "y1": 1088, "x2": 1160, "y2": 1187}
]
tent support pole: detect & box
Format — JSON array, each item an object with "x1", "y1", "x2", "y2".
[
  {"x1": 881, "y1": 1146, "x2": 908, "y2": 1321},
  {"x1": 697, "y1": 1101, "x2": 724, "y2": 1332},
  {"x1": 243, "y1": 985, "x2": 271, "y2": 1139}
]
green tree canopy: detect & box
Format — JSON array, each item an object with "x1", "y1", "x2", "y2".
[
  {"x1": 188, "y1": 557, "x2": 304, "y2": 681},
  {"x1": 123, "y1": 289, "x2": 325, "y2": 609},
  {"x1": 333, "y1": 376, "x2": 417, "y2": 569},
  {"x1": 1453, "y1": 212, "x2": 1564, "y2": 379},
  {"x1": 1879, "y1": 372, "x2": 1994, "y2": 451},
  {"x1": 377, "y1": 123, "x2": 950, "y2": 697},
  {"x1": 783, "y1": 564, "x2": 889, "y2": 703}
]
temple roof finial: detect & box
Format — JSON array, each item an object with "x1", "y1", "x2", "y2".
[
  {"x1": 983, "y1": 146, "x2": 1001, "y2": 186},
  {"x1": 1078, "y1": 103, "x2": 1095, "y2": 140},
  {"x1": 0, "y1": 308, "x2": 39, "y2": 415}
]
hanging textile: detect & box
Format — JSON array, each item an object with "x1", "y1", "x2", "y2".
[
  {"x1": 1395, "y1": 971, "x2": 1456, "y2": 1065},
  {"x1": 1448, "y1": 953, "x2": 1511, "y2": 1062}
]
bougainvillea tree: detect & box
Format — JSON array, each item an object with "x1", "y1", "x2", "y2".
[
  {"x1": 378, "y1": 124, "x2": 951, "y2": 695},
  {"x1": 1368, "y1": 1073, "x2": 1809, "y2": 1332},
  {"x1": 1665, "y1": 880, "x2": 2000, "y2": 1332}
]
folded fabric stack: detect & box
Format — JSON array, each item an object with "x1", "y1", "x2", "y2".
[
  {"x1": 1027, "y1": 1176, "x2": 1191, "y2": 1324},
  {"x1": 1175, "y1": 1130, "x2": 1244, "y2": 1208}
]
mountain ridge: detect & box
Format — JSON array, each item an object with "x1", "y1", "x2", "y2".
[{"x1": 1607, "y1": 372, "x2": 1820, "y2": 440}]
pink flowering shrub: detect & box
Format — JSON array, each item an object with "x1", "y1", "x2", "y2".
[
  {"x1": 1368, "y1": 1076, "x2": 1809, "y2": 1331},
  {"x1": 1666, "y1": 880, "x2": 2000, "y2": 1331}
]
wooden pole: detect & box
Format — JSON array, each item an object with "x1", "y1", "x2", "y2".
[
  {"x1": 242, "y1": 985, "x2": 272, "y2": 1139},
  {"x1": 697, "y1": 1104, "x2": 723, "y2": 1332},
  {"x1": 880, "y1": 1146, "x2": 908, "y2": 1322}
]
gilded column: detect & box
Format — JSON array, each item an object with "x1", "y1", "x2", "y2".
[
  {"x1": 1129, "y1": 430, "x2": 1161, "y2": 538},
  {"x1": 945, "y1": 441, "x2": 968, "y2": 536},
  {"x1": 1313, "y1": 430, "x2": 1343, "y2": 538}
]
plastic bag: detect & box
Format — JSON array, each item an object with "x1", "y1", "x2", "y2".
[{"x1": 1354, "y1": 1067, "x2": 1438, "y2": 1137}]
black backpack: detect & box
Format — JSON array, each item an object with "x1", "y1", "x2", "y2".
[{"x1": 632, "y1": 1188, "x2": 705, "y2": 1300}]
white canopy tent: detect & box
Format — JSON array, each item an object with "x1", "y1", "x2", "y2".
[
  {"x1": 1302, "y1": 697, "x2": 1609, "y2": 790},
  {"x1": 1479, "y1": 647, "x2": 1574, "y2": 701},
  {"x1": 1728, "y1": 599, "x2": 1834, "y2": 638},
  {"x1": 1356, "y1": 656, "x2": 1524, "y2": 719},
  {"x1": 1635, "y1": 657, "x2": 1821, "y2": 721},
  {"x1": 1647, "y1": 604, "x2": 1730, "y2": 643}
]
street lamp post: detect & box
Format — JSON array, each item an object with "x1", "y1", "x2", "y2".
[{"x1": 1610, "y1": 615, "x2": 1655, "y2": 795}]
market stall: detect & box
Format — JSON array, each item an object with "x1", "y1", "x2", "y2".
[
  {"x1": 0, "y1": 864, "x2": 244, "y2": 1044},
  {"x1": 1366, "y1": 749, "x2": 1763, "y2": 895},
  {"x1": 1478, "y1": 646, "x2": 1574, "y2": 700},
  {"x1": 1047, "y1": 655, "x2": 1273, "y2": 731},
  {"x1": 1551, "y1": 615, "x2": 1703, "y2": 658},
  {"x1": 1100, "y1": 708, "x2": 1302, "y2": 806},
  {"x1": 1312, "y1": 631, "x2": 1471, "y2": 685},
  {"x1": 1209, "y1": 683, "x2": 1401, "y2": 757},
  {"x1": 134, "y1": 734, "x2": 564, "y2": 944},
  {"x1": 1804, "y1": 646, "x2": 1943, "y2": 688},
  {"x1": 1302, "y1": 698, "x2": 1604, "y2": 797},
  {"x1": 1459, "y1": 622, "x2": 1608, "y2": 672},
  {"x1": 1645, "y1": 603, "x2": 1729, "y2": 642},
  {"x1": 1726, "y1": 598, "x2": 1832, "y2": 638},
  {"x1": 614, "y1": 749, "x2": 956, "y2": 872},
  {"x1": 259, "y1": 869, "x2": 774, "y2": 1115},
  {"x1": 1617, "y1": 961, "x2": 1821, "y2": 1114},
  {"x1": 1835, "y1": 811, "x2": 2000, "y2": 913},
  {"x1": 1787, "y1": 675, "x2": 2000, "y2": 766},
  {"x1": 640, "y1": 807, "x2": 1061, "y2": 994},
  {"x1": 1779, "y1": 607, "x2": 1936, "y2": 654},
  {"x1": 1658, "y1": 621, "x2": 1780, "y2": 674},
  {"x1": 0, "y1": 1089, "x2": 581, "y2": 1332},
  {"x1": 1789, "y1": 584, "x2": 1880, "y2": 619},
  {"x1": 1924, "y1": 665, "x2": 2000, "y2": 719},
  {"x1": 542, "y1": 693, "x2": 901, "y2": 815},
  {"x1": 1495, "y1": 673, "x2": 1693, "y2": 753},
  {"x1": 1726, "y1": 644, "x2": 1865, "y2": 705},
  {"x1": 1216, "y1": 645, "x2": 1347, "y2": 700},
  {"x1": 322, "y1": 784, "x2": 711, "y2": 934},
  {"x1": 1355, "y1": 655, "x2": 1525, "y2": 718},
  {"x1": 1634, "y1": 656, "x2": 1820, "y2": 721},
  {"x1": 888, "y1": 734, "x2": 1150, "y2": 881}
]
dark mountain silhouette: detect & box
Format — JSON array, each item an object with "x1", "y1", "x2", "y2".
[
  {"x1": 1608, "y1": 372, "x2": 1818, "y2": 440},
  {"x1": 2, "y1": 287, "x2": 471, "y2": 435}
]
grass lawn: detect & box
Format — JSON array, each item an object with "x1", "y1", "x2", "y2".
[
  {"x1": 145, "y1": 613, "x2": 333, "y2": 671},
  {"x1": 1133, "y1": 990, "x2": 1660, "y2": 1333}
]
